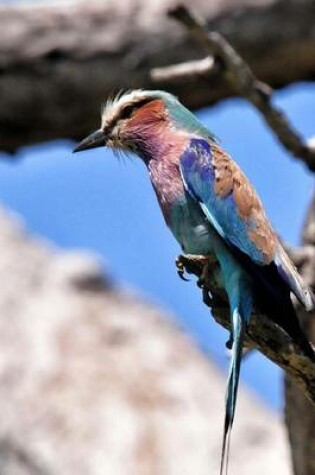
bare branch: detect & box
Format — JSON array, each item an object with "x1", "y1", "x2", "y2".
[
  {"x1": 1, "y1": 0, "x2": 315, "y2": 152},
  {"x1": 164, "y1": 5, "x2": 315, "y2": 172},
  {"x1": 151, "y1": 57, "x2": 218, "y2": 83},
  {"x1": 177, "y1": 254, "x2": 315, "y2": 406},
  {"x1": 284, "y1": 192, "x2": 315, "y2": 475}
]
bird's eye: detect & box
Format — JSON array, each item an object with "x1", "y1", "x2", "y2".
[
  {"x1": 120, "y1": 105, "x2": 135, "y2": 120},
  {"x1": 120, "y1": 99, "x2": 153, "y2": 121}
]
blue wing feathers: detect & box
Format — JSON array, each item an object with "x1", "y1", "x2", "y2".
[
  {"x1": 180, "y1": 138, "x2": 314, "y2": 311},
  {"x1": 180, "y1": 138, "x2": 265, "y2": 264}
]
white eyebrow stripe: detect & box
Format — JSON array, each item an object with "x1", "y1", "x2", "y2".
[{"x1": 101, "y1": 89, "x2": 148, "y2": 129}]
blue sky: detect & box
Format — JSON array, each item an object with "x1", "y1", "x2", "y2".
[{"x1": 0, "y1": 82, "x2": 314, "y2": 411}]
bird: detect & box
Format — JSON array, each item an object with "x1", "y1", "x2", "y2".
[{"x1": 73, "y1": 89, "x2": 315, "y2": 474}]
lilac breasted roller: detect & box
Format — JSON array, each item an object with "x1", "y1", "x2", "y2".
[{"x1": 73, "y1": 90, "x2": 315, "y2": 474}]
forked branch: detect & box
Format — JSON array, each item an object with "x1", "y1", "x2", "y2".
[{"x1": 151, "y1": 4, "x2": 315, "y2": 172}]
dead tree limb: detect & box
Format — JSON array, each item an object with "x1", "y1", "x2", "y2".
[
  {"x1": 1, "y1": 0, "x2": 315, "y2": 152},
  {"x1": 285, "y1": 195, "x2": 315, "y2": 475},
  {"x1": 177, "y1": 254, "x2": 315, "y2": 406},
  {"x1": 162, "y1": 5, "x2": 315, "y2": 171}
]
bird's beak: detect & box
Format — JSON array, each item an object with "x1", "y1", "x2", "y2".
[{"x1": 73, "y1": 129, "x2": 107, "y2": 154}]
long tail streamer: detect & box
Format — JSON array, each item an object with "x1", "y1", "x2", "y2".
[{"x1": 220, "y1": 308, "x2": 245, "y2": 475}]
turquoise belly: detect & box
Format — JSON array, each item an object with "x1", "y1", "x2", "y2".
[{"x1": 169, "y1": 195, "x2": 218, "y2": 255}]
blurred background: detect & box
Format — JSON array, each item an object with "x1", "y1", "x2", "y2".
[{"x1": 0, "y1": 0, "x2": 314, "y2": 474}]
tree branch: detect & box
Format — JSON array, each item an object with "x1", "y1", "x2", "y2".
[
  {"x1": 1, "y1": 0, "x2": 315, "y2": 152},
  {"x1": 160, "y1": 4, "x2": 315, "y2": 172},
  {"x1": 151, "y1": 57, "x2": 218, "y2": 83},
  {"x1": 285, "y1": 193, "x2": 315, "y2": 475},
  {"x1": 177, "y1": 254, "x2": 315, "y2": 406}
]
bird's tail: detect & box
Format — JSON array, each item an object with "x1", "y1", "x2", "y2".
[
  {"x1": 275, "y1": 245, "x2": 314, "y2": 312},
  {"x1": 259, "y1": 289, "x2": 315, "y2": 363},
  {"x1": 220, "y1": 308, "x2": 245, "y2": 475},
  {"x1": 233, "y1": 249, "x2": 315, "y2": 363}
]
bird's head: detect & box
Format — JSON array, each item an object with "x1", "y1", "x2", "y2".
[{"x1": 73, "y1": 89, "x2": 215, "y2": 160}]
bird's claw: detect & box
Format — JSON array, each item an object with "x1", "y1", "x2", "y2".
[
  {"x1": 197, "y1": 275, "x2": 208, "y2": 289},
  {"x1": 175, "y1": 256, "x2": 190, "y2": 281},
  {"x1": 202, "y1": 288, "x2": 212, "y2": 307},
  {"x1": 225, "y1": 334, "x2": 234, "y2": 350},
  {"x1": 197, "y1": 259, "x2": 210, "y2": 290}
]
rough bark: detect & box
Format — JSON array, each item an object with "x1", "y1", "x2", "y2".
[
  {"x1": 1, "y1": 0, "x2": 315, "y2": 152},
  {"x1": 0, "y1": 208, "x2": 291, "y2": 474},
  {"x1": 285, "y1": 194, "x2": 315, "y2": 475}
]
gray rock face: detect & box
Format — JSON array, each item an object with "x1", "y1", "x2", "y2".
[{"x1": 0, "y1": 209, "x2": 291, "y2": 474}]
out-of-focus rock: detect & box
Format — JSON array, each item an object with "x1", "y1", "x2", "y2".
[{"x1": 0, "y1": 208, "x2": 291, "y2": 474}]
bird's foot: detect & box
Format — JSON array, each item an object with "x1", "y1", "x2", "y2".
[
  {"x1": 175, "y1": 255, "x2": 190, "y2": 281},
  {"x1": 175, "y1": 254, "x2": 213, "y2": 305},
  {"x1": 202, "y1": 288, "x2": 212, "y2": 307},
  {"x1": 225, "y1": 334, "x2": 233, "y2": 350},
  {"x1": 175, "y1": 254, "x2": 211, "y2": 285},
  {"x1": 196, "y1": 258, "x2": 210, "y2": 290}
]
